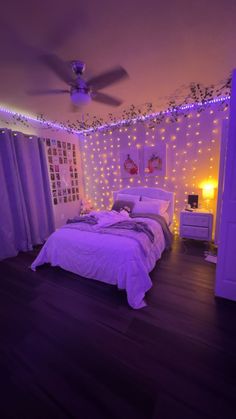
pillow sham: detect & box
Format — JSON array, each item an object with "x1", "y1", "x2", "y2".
[
  {"x1": 141, "y1": 195, "x2": 170, "y2": 214},
  {"x1": 133, "y1": 200, "x2": 168, "y2": 216},
  {"x1": 112, "y1": 200, "x2": 134, "y2": 213},
  {"x1": 116, "y1": 193, "x2": 140, "y2": 203}
]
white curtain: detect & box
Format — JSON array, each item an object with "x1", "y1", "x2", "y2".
[{"x1": 0, "y1": 129, "x2": 55, "y2": 260}]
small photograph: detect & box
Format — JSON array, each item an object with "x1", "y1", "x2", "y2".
[
  {"x1": 67, "y1": 143, "x2": 71, "y2": 150},
  {"x1": 76, "y1": 194, "x2": 80, "y2": 200},
  {"x1": 68, "y1": 195, "x2": 72, "y2": 202},
  {"x1": 72, "y1": 195, "x2": 76, "y2": 201},
  {"x1": 59, "y1": 197, "x2": 63, "y2": 204},
  {"x1": 46, "y1": 138, "x2": 51, "y2": 147},
  {"x1": 48, "y1": 156, "x2": 53, "y2": 164},
  {"x1": 57, "y1": 181, "x2": 61, "y2": 188},
  {"x1": 47, "y1": 148, "x2": 52, "y2": 155},
  {"x1": 50, "y1": 173, "x2": 55, "y2": 181},
  {"x1": 56, "y1": 173, "x2": 60, "y2": 181},
  {"x1": 53, "y1": 198, "x2": 58, "y2": 205},
  {"x1": 52, "y1": 190, "x2": 57, "y2": 198},
  {"x1": 73, "y1": 159, "x2": 77, "y2": 165},
  {"x1": 49, "y1": 164, "x2": 54, "y2": 172},
  {"x1": 53, "y1": 156, "x2": 59, "y2": 164},
  {"x1": 64, "y1": 196, "x2": 67, "y2": 203},
  {"x1": 58, "y1": 189, "x2": 62, "y2": 196},
  {"x1": 52, "y1": 148, "x2": 57, "y2": 156},
  {"x1": 55, "y1": 165, "x2": 59, "y2": 172},
  {"x1": 59, "y1": 157, "x2": 63, "y2": 164},
  {"x1": 51, "y1": 181, "x2": 56, "y2": 189},
  {"x1": 64, "y1": 158, "x2": 67, "y2": 164},
  {"x1": 62, "y1": 142, "x2": 66, "y2": 149},
  {"x1": 58, "y1": 149, "x2": 63, "y2": 156},
  {"x1": 51, "y1": 139, "x2": 57, "y2": 146},
  {"x1": 57, "y1": 140, "x2": 61, "y2": 148}
]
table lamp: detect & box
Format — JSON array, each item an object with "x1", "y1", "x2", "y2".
[{"x1": 202, "y1": 184, "x2": 215, "y2": 210}]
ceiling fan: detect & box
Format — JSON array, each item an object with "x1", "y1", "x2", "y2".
[{"x1": 28, "y1": 53, "x2": 129, "y2": 108}]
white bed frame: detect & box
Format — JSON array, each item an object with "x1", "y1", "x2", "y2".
[{"x1": 113, "y1": 187, "x2": 175, "y2": 228}]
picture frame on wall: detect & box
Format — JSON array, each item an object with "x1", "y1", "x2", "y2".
[
  {"x1": 120, "y1": 149, "x2": 139, "y2": 178},
  {"x1": 143, "y1": 143, "x2": 167, "y2": 176}
]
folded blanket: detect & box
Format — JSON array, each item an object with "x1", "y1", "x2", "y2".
[
  {"x1": 65, "y1": 211, "x2": 172, "y2": 254},
  {"x1": 67, "y1": 215, "x2": 97, "y2": 225},
  {"x1": 131, "y1": 213, "x2": 173, "y2": 249},
  {"x1": 104, "y1": 220, "x2": 155, "y2": 243},
  {"x1": 67, "y1": 210, "x2": 130, "y2": 227}
]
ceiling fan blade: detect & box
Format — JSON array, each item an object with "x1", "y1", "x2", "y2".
[
  {"x1": 87, "y1": 66, "x2": 128, "y2": 91},
  {"x1": 27, "y1": 88, "x2": 70, "y2": 96},
  {"x1": 43, "y1": 6, "x2": 87, "y2": 51},
  {"x1": 40, "y1": 53, "x2": 76, "y2": 85},
  {"x1": 0, "y1": 20, "x2": 43, "y2": 63},
  {"x1": 92, "y1": 92, "x2": 123, "y2": 107}
]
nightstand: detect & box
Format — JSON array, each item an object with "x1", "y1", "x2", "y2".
[{"x1": 180, "y1": 209, "x2": 213, "y2": 241}]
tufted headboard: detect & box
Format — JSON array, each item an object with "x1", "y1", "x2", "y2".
[{"x1": 113, "y1": 187, "x2": 175, "y2": 226}]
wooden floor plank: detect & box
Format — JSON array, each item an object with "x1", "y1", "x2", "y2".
[{"x1": 0, "y1": 237, "x2": 236, "y2": 419}]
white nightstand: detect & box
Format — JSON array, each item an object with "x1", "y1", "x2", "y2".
[{"x1": 180, "y1": 209, "x2": 213, "y2": 241}]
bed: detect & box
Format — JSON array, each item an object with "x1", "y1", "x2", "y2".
[{"x1": 31, "y1": 187, "x2": 174, "y2": 309}]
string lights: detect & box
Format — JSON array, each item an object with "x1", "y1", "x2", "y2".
[{"x1": 80, "y1": 102, "x2": 228, "y2": 234}]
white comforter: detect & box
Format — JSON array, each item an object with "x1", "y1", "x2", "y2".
[{"x1": 31, "y1": 212, "x2": 166, "y2": 309}]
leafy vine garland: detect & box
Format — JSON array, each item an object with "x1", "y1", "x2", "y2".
[{"x1": 1, "y1": 76, "x2": 231, "y2": 134}]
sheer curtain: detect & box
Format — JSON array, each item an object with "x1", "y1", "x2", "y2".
[{"x1": 0, "y1": 129, "x2": 55, "y2": 260}]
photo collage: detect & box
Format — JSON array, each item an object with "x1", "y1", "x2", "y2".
[{"x1": 46, "y1": 139, "x2": 80, "y2": 205}]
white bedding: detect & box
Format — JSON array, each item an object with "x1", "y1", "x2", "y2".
[{"x1": 31, "y1": 213, "x2": 166, "y2": 309}]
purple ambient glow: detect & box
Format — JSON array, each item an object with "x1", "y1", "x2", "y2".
[
  {"x1": 81, "y1": 96, "x2": 230, "y2": 134},
  {"x1": 0, "y1": 95, "x2": 230, "y2": 135}
]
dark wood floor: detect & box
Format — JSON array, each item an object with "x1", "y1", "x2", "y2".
[{"x1": 0, "y1": 237, "x2": 236, "y2": 419}]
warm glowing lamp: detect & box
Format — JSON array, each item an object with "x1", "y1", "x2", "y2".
[
  {"x1": 202, "y1": 184, "x2": 215, "y2": 200},
  {"x1": 202, "y1": 183, "x2": 215, "y2": 209}
]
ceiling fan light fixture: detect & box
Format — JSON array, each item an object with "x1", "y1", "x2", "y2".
[{"x1": 71, "y1": 88, "x2": 91, "y2": 106}]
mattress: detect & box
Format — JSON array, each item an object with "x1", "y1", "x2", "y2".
[{"x1": 31, "y1": 214, "x2": 166, "y2": 309}]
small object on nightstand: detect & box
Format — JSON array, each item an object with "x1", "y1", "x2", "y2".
[{"x1": 180, "y1": 209, "x2": 213, "y2": 241}]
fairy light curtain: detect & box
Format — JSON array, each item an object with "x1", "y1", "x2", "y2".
[{"x1": 0, "y1": 129, "x2": 55, "y2": 260}]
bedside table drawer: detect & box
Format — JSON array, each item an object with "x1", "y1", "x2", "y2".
[
  {"x1": 181, "y1": 225, "x2": 209, "y2": 239},
  {"x1": 181, "y1": 214, "x2": 209, "y2": 227}
]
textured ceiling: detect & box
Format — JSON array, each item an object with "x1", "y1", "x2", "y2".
[{"x1": 1, "y1": 0, "x2": 236, "y2": 124}]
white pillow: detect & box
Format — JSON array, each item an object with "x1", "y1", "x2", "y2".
[
  {"x1": 141, "y1": 196, "x2": 170, "y2": 214},
  {"x1": 135, "y1": 198, "x2": 169, "y2": 215},
  {"x1": 116, "y1": 193, "x2": 140, "y2": 203}
]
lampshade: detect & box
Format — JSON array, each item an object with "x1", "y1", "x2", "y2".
[{"x1": 202, "y1": 184, "x2": 215, "y2": 200}]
